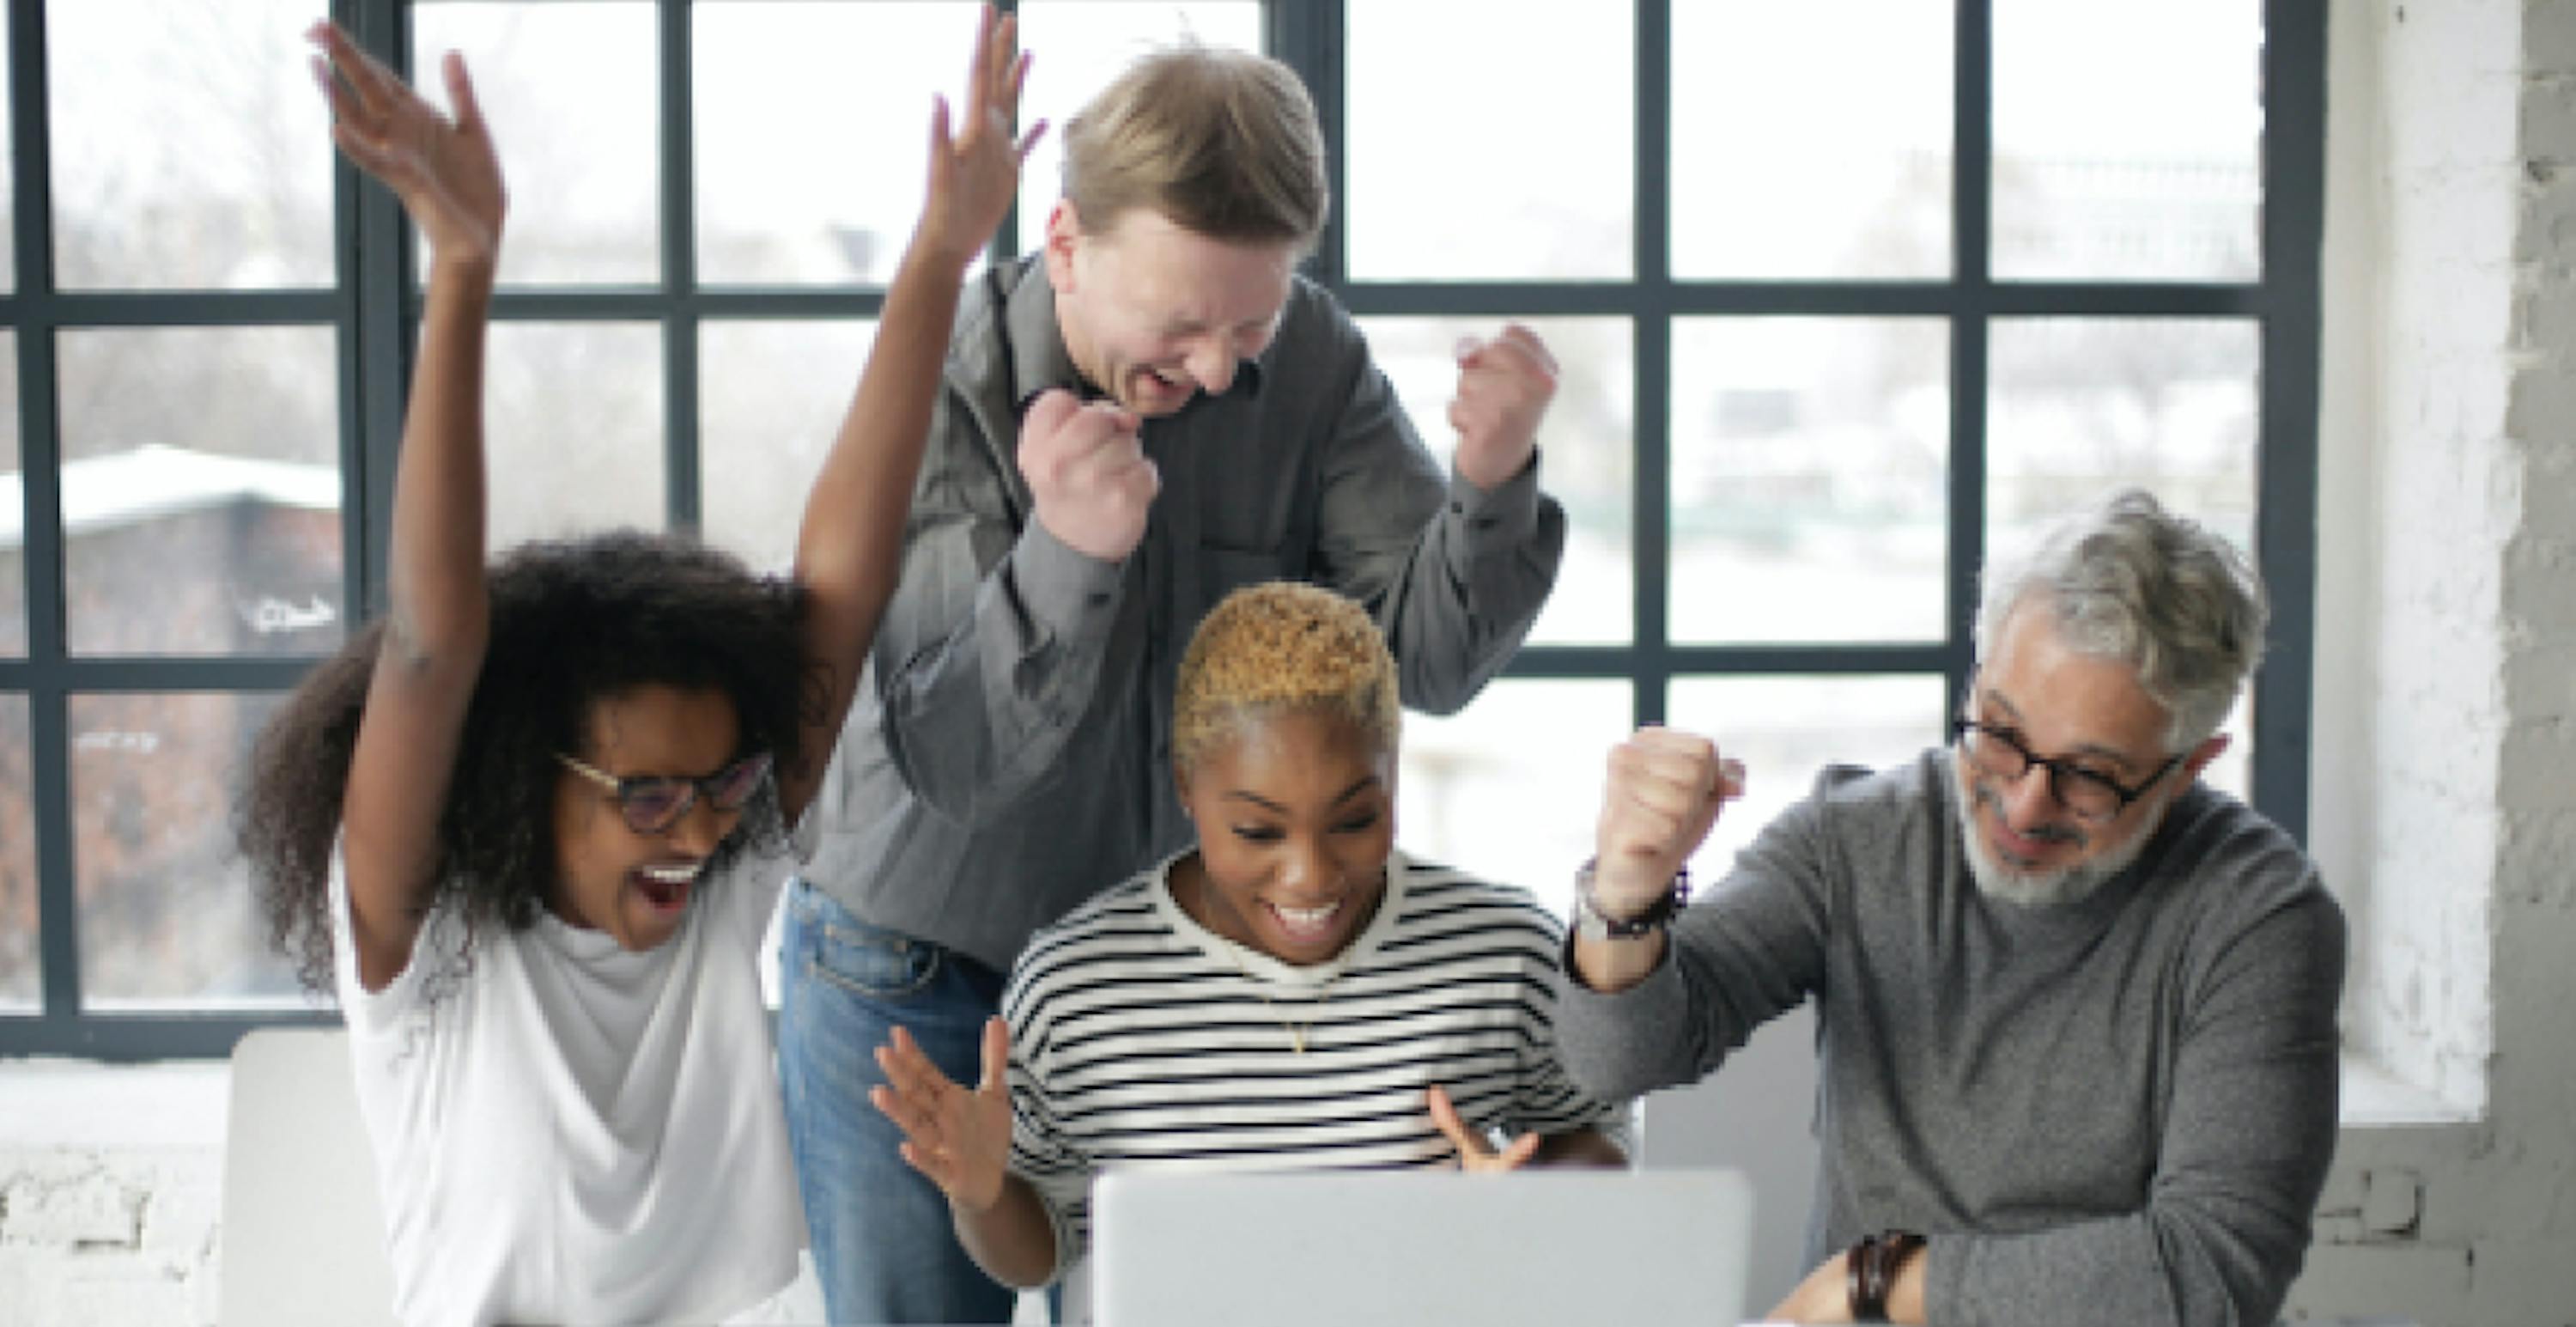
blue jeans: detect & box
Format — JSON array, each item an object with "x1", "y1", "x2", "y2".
[{"x1": 778, "y1": 880, "x2": 1019, "y2": 1325}]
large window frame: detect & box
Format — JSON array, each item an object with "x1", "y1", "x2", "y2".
[{"x1": 0, "y1": 0, "x2": 2323, "y2": 1059}]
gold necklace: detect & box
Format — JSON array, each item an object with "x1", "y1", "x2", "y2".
[{"x1": 1194, "y1": 873, "x2": 1346, "y2": 1056}]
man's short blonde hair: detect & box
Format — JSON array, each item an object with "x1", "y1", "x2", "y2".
[
  {"x1": 1173, "y1": 581, "x2": 1399, "y2": 776},
  {"x1": 1061, "y1": 42, "x2": 1328, "y2": 251}
]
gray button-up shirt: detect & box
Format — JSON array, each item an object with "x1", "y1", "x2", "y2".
[{"x1": 804, "y1": 255, "x2": 1566, "y2": 970}]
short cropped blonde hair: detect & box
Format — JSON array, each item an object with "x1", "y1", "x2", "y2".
[
  {"x1": 1061, "y1": 42, "x2": 1328, "y2": 251},
  {"x1": 1173, "y1": 581, "x2": 1400, "y2": 776}
]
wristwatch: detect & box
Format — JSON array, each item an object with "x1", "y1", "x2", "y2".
[
  {"x1": 1571, "y1": 857, "x2": 1689, "y2": 940},
  {"x1": 1846, "y1": 1229, "x2": 1926, "y2": 1321}
]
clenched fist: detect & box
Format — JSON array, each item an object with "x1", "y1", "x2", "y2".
[
  {"x1": 1449, "y1": 323, "x2": 1558, "y2": 492},
  {"x1": 1594, "y1": 727, "x2": 1743, "y2": 918},
  {"x1": 1018, "y1": 387, "x2": 1157, "y2": 563}
]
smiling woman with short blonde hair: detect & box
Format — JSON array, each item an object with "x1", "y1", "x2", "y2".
[{"x1": 868, "y1": 579, "x2": 1631, "y2": 1317}]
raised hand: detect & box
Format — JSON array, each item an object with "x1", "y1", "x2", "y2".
[
  {"x1": 307, "y1": 21, "x2": 504, "y2": 272},
  {"x1": 1594, "y1": 727, "x2": 1744, "y2": 919},
  {"x1": 1449, "y1": 323, "x2": 1559, "y2": 491},
  {"x1": 1018, "y1": 388, "x2": 1158, "y2": 563},
  {"x1": 917, "y1": 5, "x2": 1046, "y2": 270},
  {"x1": 871, "y1": 1020, "x2": 1016, "y2": 1213},
  {"x1": 1428, "y1": 1085, "x2": 1542, "y2": 1173}
]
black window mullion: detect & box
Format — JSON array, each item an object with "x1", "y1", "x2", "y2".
[
  {"x1": 992, "y1": 0, "x2": 1020, "y2": 266},
  {"x1": 1267, "y1": 0, "x2": 1344, "y2": 289},
  {"x1": 10, "y1": 0, "x2": 76, "y2": 1030},
  {"x1": 1338, "y1": 282, "x2": 1646, "y2": 320},
  {"x1": 1339, "y1": 281, "x2": 2263, "y2": 321},
  {"x1": 2, "y1": 657, "x2": 327, "y2": 692},
  {"x1": 331, "y1": 0, "x2": 373, "y2": 643},
  {"x1": 355, "y1": 0, "x2": 411, "y2": 625},
  {"x1": 0, "y1": 290, "x2": 342, "y2": 326},
  {"x1": 1632, "y1": 0, "x2": 1671, "y2": 728},
  {"x1": 660, "y1": 0, "x2": 698, "y2": 532},
  {"x1": 1506, "y1": 643, "x2": 1953, "y2": 681},
  {"x1": 4, "y1": 1010, "x2": 339, "y2": 1061},
  {"x1": 688, "y1": 289, "x2": 887, "y2": 320},
  {"x1": 2251, "y1": 0, "x2": 2326, "y2": 840},
  {"x1": 1944, "y1": 0, "x2": 1994, "y2": 706}
]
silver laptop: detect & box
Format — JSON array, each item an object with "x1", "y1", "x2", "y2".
[{"x1": 1091, "y1": 1168, "x2": 1753, "y2": 1327}]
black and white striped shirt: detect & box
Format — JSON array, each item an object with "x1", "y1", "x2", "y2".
[{"x1": 1004, "y1": 849, "x2": 1631, "y2": 1282}]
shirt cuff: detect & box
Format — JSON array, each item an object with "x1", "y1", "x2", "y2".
[
  {"x1": 1557, "y1": 926, "x2": 1677, "y2": 995},
  {"x1": 1444, "y1": 449, "x2": 1545, "y2": 551},
  {"x1": 1011, "y1": 516, "x2": 1126, "y2": 644},
  {"x1": 1546, "y1": 928, "x2": 1690, "y2": 1005}
]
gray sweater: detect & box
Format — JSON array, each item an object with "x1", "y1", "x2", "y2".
[{"x1": 1559, "y1": 751, "x2": 2346, "y2": 1326}]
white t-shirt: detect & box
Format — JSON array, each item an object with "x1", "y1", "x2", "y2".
[
  {"x1": 1004, "y1": 849, "x2": 1633, "y2": 1314},
  {"x1": 330, "y1": 831, "x2": 805, "y2": 1327}
]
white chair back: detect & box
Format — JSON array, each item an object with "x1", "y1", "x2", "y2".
[{"x1": 219, "y1": 1026, "x2": 398, "y2": 1327}]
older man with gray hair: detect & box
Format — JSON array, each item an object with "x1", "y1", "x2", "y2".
[{"x1": 1560, "y1": 490, "x2": 2346, "y2": 1325}]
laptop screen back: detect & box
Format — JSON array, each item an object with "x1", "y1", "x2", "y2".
[{"x1": 1091, "y1": 1168, "x2": 1753, "y2": 1327}]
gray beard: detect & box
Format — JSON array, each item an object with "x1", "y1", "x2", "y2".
[{"x1": 1948, "y1": 758, "x2": 2161, "y2": 908}]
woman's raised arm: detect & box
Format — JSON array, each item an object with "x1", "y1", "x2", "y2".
[{"x1": 310, "y1": 21, "x2": 508, "y2": 991}]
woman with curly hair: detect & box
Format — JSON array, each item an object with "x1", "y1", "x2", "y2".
[
  {"x1": 869, "y1": 581, "x2": 1632, "y2": 1318},
  {"x1": 237, "y1": 14, "x2": 1041, "y2": 1324}
]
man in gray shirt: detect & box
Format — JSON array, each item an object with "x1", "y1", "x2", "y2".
[
  {"x1": 777, "y1": 39, "x2": 1565, "y2": 1325},
  {"x1": 1564, "y1": 491, "x2": 2344, "y2": 1325}
]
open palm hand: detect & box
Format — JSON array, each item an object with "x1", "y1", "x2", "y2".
[
  {"x1": 308, "y1": 21, "x2": 506, "y2": 271},
  {"x1": 916, "y1": 5, "x2": 1045, "y2": 269}
]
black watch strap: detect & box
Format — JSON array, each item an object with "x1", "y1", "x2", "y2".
[{"x1": 1846, "y1": 1229, "x2": 1925, "y2": 1321}]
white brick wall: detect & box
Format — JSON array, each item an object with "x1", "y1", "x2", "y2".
[
  {"x1": 2347, "y1": 0, "x2": 2518, "y2": 1112},
  {"x1": 0, "y1": 1062, "x2": 225, "y2": 1327},
  {"x1": 2295, "y1": 2, "x2": 2576, "y2": 1323}
]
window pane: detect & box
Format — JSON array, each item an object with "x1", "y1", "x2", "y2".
[
  {"x1": 414, "y1": 3, "x2": 658, "y2": 285},
  {"x1": 75, "y1": 691, "x2": 300, "y2": 1008},
  {"x1": 58, "y1": 327, "x2": 344, "y2": 657},
  {"x1": 1348, "y1": 0, "x2": 1631, "y2": 281},
  {"x1": 696, "y1": 2, "x2": 981, "y2": 287},
  {"x1": 1668, "y1": 675, "x2": 1947, "y2": 881},
  {"x1": 1993, "y1": 0, "x2": 2262, "y2": 281},
  {"x1": 1397, "y1": 680, "x2": 1631, "y2": 920},
  {"x1": 1985, "y1": 319, "x2": 2257, "y2": 552},
  {"x1": 0, "y1": 334, "x2": 21, "y2": 656},
  {"x1": 51, "y1": 0, "x2": 332, "y2": 290},
  {"x1": 700, "y1": 320, "x2": 878, "y2": 574},
  {"x1": 0, "y1": 697, "x2": 33, "y2": 1011},
  {"x1": 484, "y1": 322, "x2": 664, "y2": 545},
  {"x1": 1014, "y1": 3, "x2": 1266, "y2": 254},
  {"x1": 1671, "y1": 318, "x2": 1947, "y2": 644},
  {"x1": 1673, "y1": 1, "x2": 1951, "y2": 280},
  {"x1": 1361, "y1": 317, "x2": 1632, "y2": 645}
]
